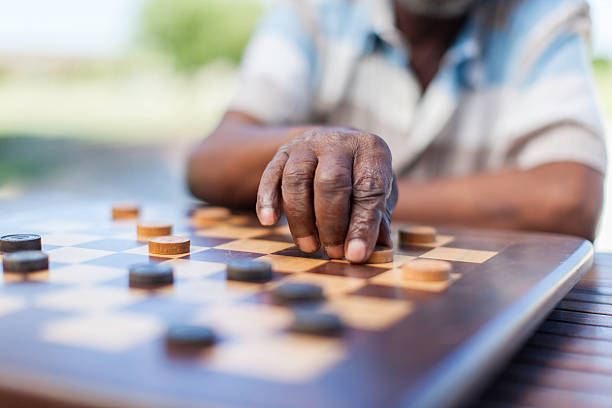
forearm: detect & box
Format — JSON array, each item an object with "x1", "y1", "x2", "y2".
[
  {"x1": 187, "y1": 112, "x2": 314, "y2": 207},
  {"x1": 394, "y1": 163, "x2": 603, "y2": 240}
]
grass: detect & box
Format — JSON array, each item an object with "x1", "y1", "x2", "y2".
[
  {"x1": 593, "y1": 59, "x2": 612, "y2": 120},
  {"x1": 0, "y1": 59, "x2": 610, "y2": 187}
]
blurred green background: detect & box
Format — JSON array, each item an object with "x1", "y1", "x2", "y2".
[{"x1": 0, "y1": 0, "x2": 611, "y2": 244}]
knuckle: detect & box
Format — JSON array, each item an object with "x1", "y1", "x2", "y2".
[
  {"x1": 316, "y1": 166, "x2": 352, "y2": 193},
  {"x1": 282, "y1": 165, "x2": 313, "y2": 193},
  {"x1": 359, "y1": 133, "x2": 392, "y2": 158},
  {"x1": 354, "y1": 173, "x2": 387, "y2": 197}
]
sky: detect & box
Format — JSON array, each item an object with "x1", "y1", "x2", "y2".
[{"x1": 0, "y1": 0, "x2": 610, "y2": 59}]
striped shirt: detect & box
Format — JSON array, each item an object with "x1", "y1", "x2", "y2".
[{"x1": 230, "y1": 0, "x2": 607, "y2": 179}]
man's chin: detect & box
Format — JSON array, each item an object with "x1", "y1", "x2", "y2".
[{"x1": 396, "y1": 0, "x2": 478, "y2": 18}]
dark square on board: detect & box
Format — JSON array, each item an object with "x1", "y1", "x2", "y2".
[
  {"x1": 309, "y1": 261, "x2": 388, "y2": 279},
  {"x1": 187, "y1": 248, "x2": 262, "y2": 263}
]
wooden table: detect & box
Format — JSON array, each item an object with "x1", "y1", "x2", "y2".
[
  {"x1": 0, "y1": 200, "x2": 595, "y2": 407},
  {"x1": 473, "y1": 253, "x2": 612, "y2": 408}
]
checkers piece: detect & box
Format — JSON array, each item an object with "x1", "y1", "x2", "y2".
[
  {"x1": 0, "y1": 234, "x2": 42, "y2": 253},
  {"x1": 273, "y1": 282, "x2": 324, "y2": 304},
  {"x1": 399, "y1": 226, "x2": 437, "y2": 245},
  {"x1": 402, "y1": 259, "x2": 452, "y2": 282},
  {"x1": 112, "y1": 202, "x2": 140, "y2": 220},
  {"x1": 366, "y1": 246, "x2": 394, "y2": 264},
  {"x1": 129, "y1": 263, "x2": 174, "y2": 287},
  {"x1": 291, "y1": 311, "x2": 343, "y2": 336},
  {"x1": 148, "y1": 236, "x2": 190, "y2": 255},
  {"x1": 192, "y1": 207, "x2": 231, "y2": 227},
  {"x1": 166, "y1": 324, "x2": 216, "y2": 349},
  {"x1": 2, "y1": 251, "x2": 48, "y2": 273},
  {"x1": 226, "y1": 259, "x2": 272, "y2": 282},
  {"x1": 137, "y1": 222, "x2": 172, "y2": 242}
]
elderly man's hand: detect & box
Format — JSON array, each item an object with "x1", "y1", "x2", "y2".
[{"x1": 256, "y1": 128, "x2": 397, "y2": 263}]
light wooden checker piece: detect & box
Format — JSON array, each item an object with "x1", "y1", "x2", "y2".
[
  {"x1": 365, "y1": 247, "x2": 394, "y2": 264},
  {"x1": 149, "y1": 236, "x2": 190, "y2": 255},
  {"x1": 191, "y1": 207, "x2": 232, "y2": 228},
  {"x1": 137, "y1": 221, "x2": 172, "y2": 242},
  {"x1": 112, "y1": 202, "x2": 140, "y2": 220},
  {"x1": 402, "y1": 259, "x2": 453, "y2": 282},
  {"x1": 399, "y1": 226, "x2": 437, "y2": 245}
]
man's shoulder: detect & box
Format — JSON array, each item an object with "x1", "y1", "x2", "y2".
[
  {"x1": 475, "y1": 0, "x2": 590, "y2": 83},
  {"x1": 478, "y1": 0, "x2": 589, "y2": 40}
]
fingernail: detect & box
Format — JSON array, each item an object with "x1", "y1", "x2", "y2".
[
  {"x1": 325, "y1": 245, "x2": 344, "y2": 259},
  {"x1": 297, "y1": 236, "x2": 319, "y2": 253},
  {"x1": 347, "y1": 239, "x2": 367, "y2": 263},
  {"x1": 259, "y1": 208, "x2": 276, "y2": 226}
]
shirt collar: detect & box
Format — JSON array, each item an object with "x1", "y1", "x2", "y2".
[
  {"x1": 365, "y1": 0, "x2": 483, "y2": 66},
  {"x1": 367, "y1": 0, "x2": 404, "y2": 48}
]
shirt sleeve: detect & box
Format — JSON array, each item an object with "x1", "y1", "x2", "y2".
[
  {"x1": 228, "y1": 2, "x2": 318, "y2": 125},
  {"x1": 496, "y1": 0, "x2": 607, "y2": 174}
]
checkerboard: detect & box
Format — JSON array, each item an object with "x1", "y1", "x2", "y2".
[{"x1": 0, "y1": 200, "x2": 594, "y2": 408}]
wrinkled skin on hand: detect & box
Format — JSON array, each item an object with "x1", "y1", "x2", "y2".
[{"x1": 256, "y1": 128, "x2": 398, "y2": 264}]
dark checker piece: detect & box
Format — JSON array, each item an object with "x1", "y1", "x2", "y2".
[
  {"x1": 273, "y1": 282, "x2": 324, "y2": 304},
  {"x1": 129, "y1": 263, "x2": 174, "y2": 287},
  {"x1": 2, "y1": 251, "x2": 48, "y2": 273},
  {"x1": 291, "y1": 311, "x2": 343, "y2": 336},
  {"x1": 166, "y1": 324, "x2": 216, "y2": 349},
  {"x1": 226, "y1": 259, "x2": 273, "y2": 282},
  {"x1": 0, "y1": 234, "x2": 42, "y2": 253}
]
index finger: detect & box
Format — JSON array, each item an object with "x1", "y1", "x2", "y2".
[{"x1": 256, "y1": 150, "x2": 289, "y2": 226}]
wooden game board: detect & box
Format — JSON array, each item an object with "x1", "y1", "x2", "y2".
[{"x1": 0, "y1": 200, "x2": 593, "y2": 408}]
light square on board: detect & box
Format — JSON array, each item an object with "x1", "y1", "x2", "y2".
[
  {"x1": 256, "y1": 254, "x2": 328, "y2": 273},
  {"x1": 196, "y1": 225, "x2": 270, "y2": 239},
  {"x1": 362, "y1": 254, "x2": 417, "y2": 269},
  {"x1": 43, "y1": 233, "x2": 103, "y2": 246},
  {"x1": 41, "y1": 313, "x2": 165, "y2": 353},
  {"x1": 206, "y1": 334, "x2": 345, "y2": 383},
  {"x1": 164, "y1": 279, "x2": 260, "y2": 304},
  {"x1": 214, "y1": 239, "x2": 295, "y2": 254},
  {"x1": 370, "y1": 268, "x2": 461, "y2": 293},
  {"x1": 46, "y1": 264, "x2": 125, "y2": 285},
  {"x1": 322, "y1": 296, "x2": 413, "y2": 331},
  {"x1": 110, "y1": 231, "x2": 138, "y2": 241},
  {"x1": 24, "y1": 220, "x2": 93, "y2": 233},
  {"x1": 226, "y1": 215, "x2": 252, "y2": 226},
  {"x1": 273, "y1": 224, "x2": 292, "y2": 236},
  {"x1": 276, "y1": 273, "x2": 366, "y2": 298},
  {"x1": 161, "y1": 259, "x2": 226, "y2": 280},
  {"x1": 420, "y1": 247, "x2": 497, "y2": 263},
  {"x1": 35, "y1": 286, "x2": 144, "y2": 312},
  {"x1": 194, "y1": 303, "x2": 292, "y2": 338},
  {"x1": 46, "y1": 247, "x2": 115, "y2": 264},
  {"x1": 0, "y1": 295, "x2": 26, "y2": 317},
  {"x1": 75, "y1": 238, "x2": 141, "y2": 252}
]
